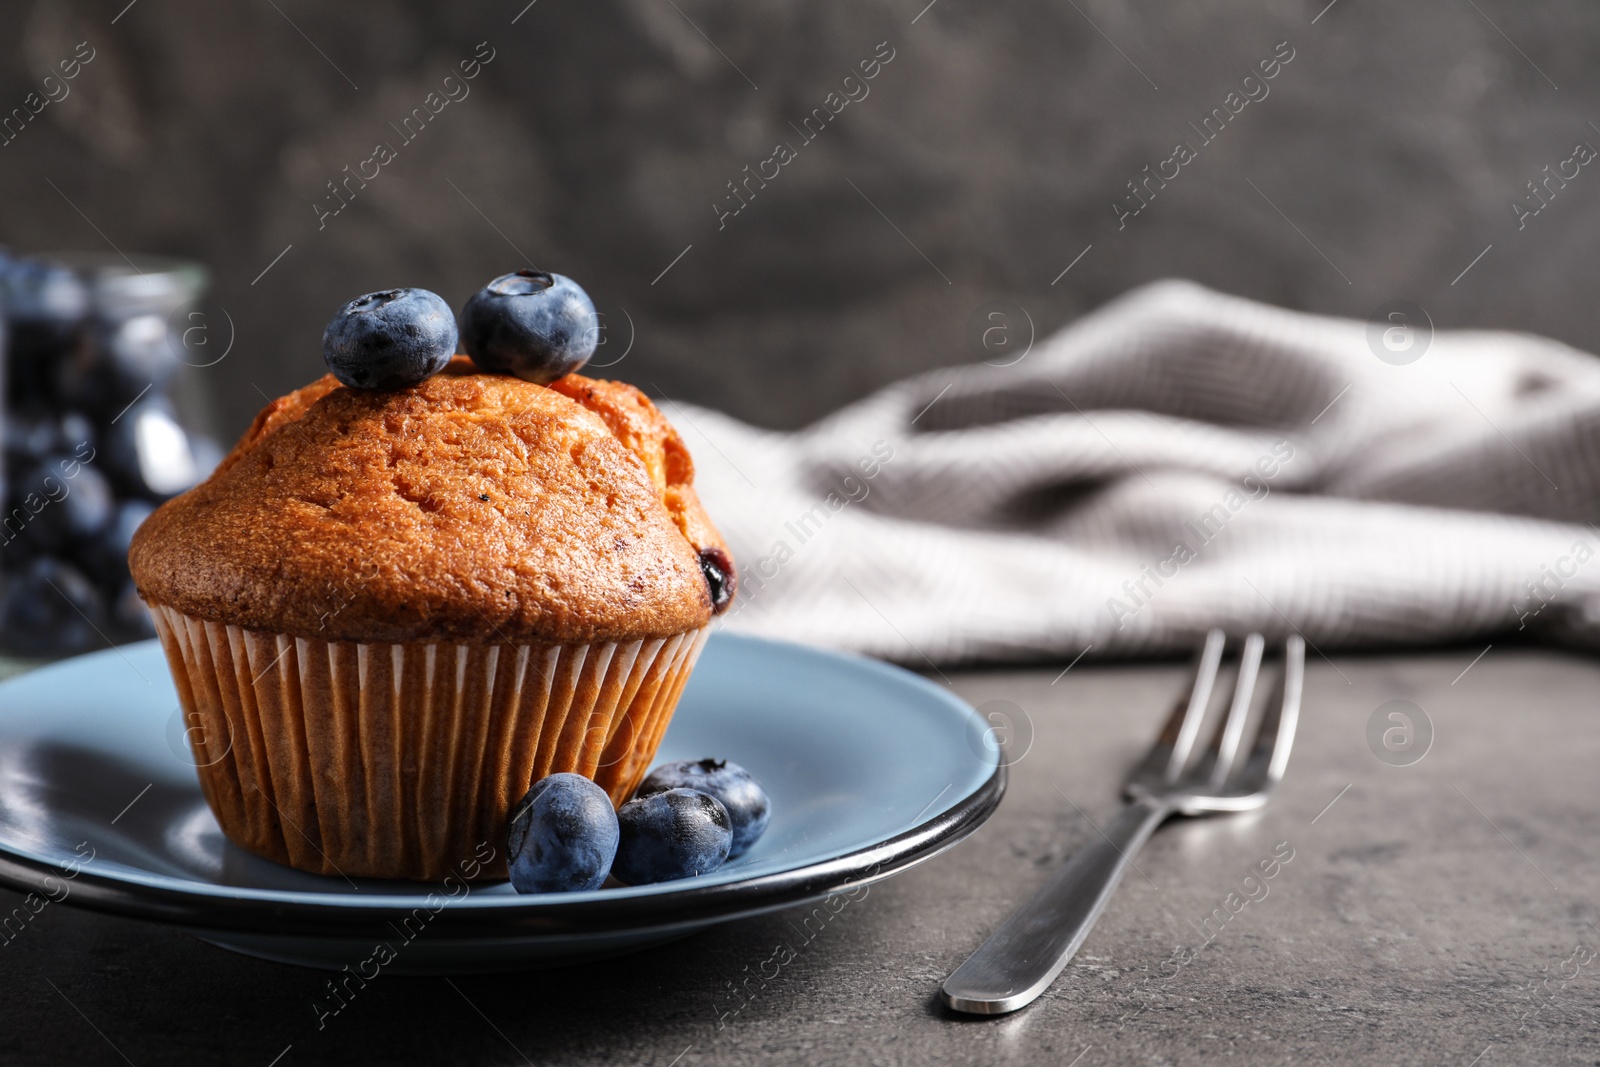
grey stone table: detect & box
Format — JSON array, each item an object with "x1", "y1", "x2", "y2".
[{"x1": 1, "y1": 646, "x2": 1595, "y2": 1065}]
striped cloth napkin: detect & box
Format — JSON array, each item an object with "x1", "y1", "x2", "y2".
[{"x1": 670, "y1": 280, "x2": 1600, "y2": 665}]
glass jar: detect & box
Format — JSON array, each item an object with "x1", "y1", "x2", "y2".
[{"x1": 0, "y1": 252, "x2": 221, "y2": 664}]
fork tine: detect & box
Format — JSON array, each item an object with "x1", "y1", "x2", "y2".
[
  {"x1": 1206, "y1": 632, "x2": 1264, "y2": 788},
  {"x1": 1238, "y1": 635, "x2": 1305, "y2": 792},
  {"x1": 1265, "y1": 635, "x2": 1305, "y2": 785},
  {"x1": 1160, "y1": 629, "x2": 1226, "y2": 782}
]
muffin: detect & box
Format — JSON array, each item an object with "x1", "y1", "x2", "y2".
[{"x1": 130, "y1": 358, "x2": 735, "y2": 881}]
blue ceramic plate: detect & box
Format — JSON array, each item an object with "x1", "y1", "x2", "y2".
[{"x1": 0, "y1": 632, "x2": 1003, "y2": 972}]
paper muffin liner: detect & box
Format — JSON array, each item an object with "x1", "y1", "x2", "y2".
[{"x1": 148, "y1": 604, "x2": 709, "y2": 881}]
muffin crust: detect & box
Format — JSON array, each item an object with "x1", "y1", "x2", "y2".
[{"x1": 130, "y1": 359, "x2": 731, "y2": 644}]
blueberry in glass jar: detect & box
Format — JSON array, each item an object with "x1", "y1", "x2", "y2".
[
  {"x1": 3, "y1": 257, "x2": 90, "y2": 342},
  {"x1": 4, "y1": 411, "x2": 96, "y2": 467},
  {"x1": 0, "y1": 253, "x2": 214, "y2": 653},
  {"x1": 0, "y1": 557, "x2": 107, "y2": 656},
  {"x1": 3, "y1": 257, "x2": 89, "y2": 404},
  {"x1": 12, "y1": 455, "x2": 115, "y2": 549},
  {"x1": 57, "y1": 312, "x2": 182, "y2": 412},
  {"x1": 81, "y1": 499, "x2": 155, "y2": 587},
  {"x1": 102, "y1": 395, "x2": 202, "y2": 500}
]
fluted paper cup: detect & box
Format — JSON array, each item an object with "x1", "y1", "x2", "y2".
[{"x1": 148, "y1": 604, "x2": 709, "y2": 881}]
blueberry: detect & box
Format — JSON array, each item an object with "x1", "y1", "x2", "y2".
[
  {"x1": 57, "y1": 411, "x2": 97, "y2": 457},
  {"x1": 4, "y1": 411, "x2": 97, "y2": 466},
  {"x1": 102, "y1": 396, "x2": 201, "y2": 499},
  {"x1": 10, "y1": 455, "x2": 114, "y2": 548},
  {"x1": 612, "y1": 788, "x2": 732, "y2": 885},
  {"x1": 321, "y1": 288, "x2": 458, "y2": 391},
  {"x1": 460, "y1": 270, "x2": 598, "y2": 384},
  {"x1": 698, "y1": 547, "x2": 737, "y2": 615},
  {"x1": 0, "y1": 557, "x2": 106, "y2": 656},
  {"x1": 80, "y1": 499, "x2": 155, "y2": 586},
  {"x1": 4, "y1": 257, "x2": 89, "y2": 330},
  {"x1": 506, "y1": 773, "x2": 620, "y2": 893},
  {"x1": 3, "y1": 258, "x2": 88, "y2": 403},
  {"x1": 637, "y1": 758, "x2": 770, "y2": 858},
  {"x1": 4, "y1": 415, "x2": 59, "y2": 464},
  {"x1": 58, "y1": 313, "x2": 182, "y2": 411}
]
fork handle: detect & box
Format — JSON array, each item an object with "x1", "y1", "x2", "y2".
[{"x1": 941, "y1": 796, "x2": 1170, "y2": 1014}]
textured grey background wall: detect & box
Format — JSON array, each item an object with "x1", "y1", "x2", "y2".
[{"x1": 1, "y1": 0, "x2": 1594, "y2": 438}]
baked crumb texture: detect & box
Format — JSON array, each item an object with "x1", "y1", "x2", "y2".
[{"x1": 131, "y1": 359, "x2": 732, "y2": 644}]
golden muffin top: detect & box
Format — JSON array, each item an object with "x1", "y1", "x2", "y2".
[{"x1": 130, "y1": 358, "x2": 734, "y2": 644}]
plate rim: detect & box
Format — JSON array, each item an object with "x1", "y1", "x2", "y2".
[{"x1": 0, "y1": 633, "x2": 1006, "y2": 939}]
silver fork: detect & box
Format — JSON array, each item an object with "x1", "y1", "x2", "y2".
[{"x1": 941, "y1": 629, "x2": 1305, "y2": 1015}]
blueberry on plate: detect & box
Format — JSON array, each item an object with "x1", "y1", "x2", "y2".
[
  {"x1": 612, "y1": 787, "x2": 732, "y2": 885},
  {"x1": 506, "y1": 773, "x2": 619, "y2": 894},
  {"x1": 637, "y1": 758, "x2": 770, "y2": 858},
  {"x1": 460, "y1": 270, "x2": 598, "y2": 384},
  {"x1": 322, "y1": 288, "x2": 458, "y2": 391}
]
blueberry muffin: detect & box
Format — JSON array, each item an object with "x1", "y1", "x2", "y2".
[{"x1": 130, "y1": 358, "x2": 735, "y2": 880}]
